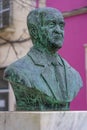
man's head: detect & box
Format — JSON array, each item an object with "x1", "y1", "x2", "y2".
[{"x1": 27, "y1": 7, "x2": 65, "y2": 51}]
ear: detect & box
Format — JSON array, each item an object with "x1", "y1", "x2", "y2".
[{"x1": 29, "y1": 24, "x2": 38, "y2": 40}]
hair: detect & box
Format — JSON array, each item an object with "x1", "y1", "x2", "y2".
[{"x1": 27, "y1": 7, "x2": 62, "y2": 29}]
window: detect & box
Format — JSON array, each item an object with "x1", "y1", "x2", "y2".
[
  {"x1": 0, "y1": 0, "x2": 10, "y2": 29},
  {"x1": 0, "y1": 68, "x2": 9, "y2": 111}
]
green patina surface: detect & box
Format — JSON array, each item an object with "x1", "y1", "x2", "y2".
[
  {"x1": 4, "y1": 7, "x2": 83, "y2": 111},
  {"x1": 12, "y1": 84, "x2": 69, "y2": 111}
]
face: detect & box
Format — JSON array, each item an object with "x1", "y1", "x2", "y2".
[{"x1": 40, "y1": 11, "x2": 65, "y2": 50}]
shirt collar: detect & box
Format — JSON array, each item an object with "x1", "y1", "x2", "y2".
[{"x1": 27, "y1": 47, "x2": 64, "y2": 66}]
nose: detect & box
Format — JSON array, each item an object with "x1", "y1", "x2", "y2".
[{"x1": 54, "y1": 25, "x2": 62, "y2": 34}]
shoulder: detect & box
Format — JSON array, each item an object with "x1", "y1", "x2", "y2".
[
  {"x1": 61, "y1": 58, "x2": 71, "y2": 68},
  {"x1": 60, "y1": 56, "x2": 83, "y2": 87},
  {"x1": 4, "y1": 55, "x2": 29, "y2": 73},
  {"x1": 60, "y1": 56, "x2": 83, "y2": 100},
  {"x1": 4, "y1": 55, "x2": 32, "y2": 87}
]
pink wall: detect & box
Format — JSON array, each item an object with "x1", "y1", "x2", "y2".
[{"x1": 46, "y1": 0, "x2": 87, "y2": 110}]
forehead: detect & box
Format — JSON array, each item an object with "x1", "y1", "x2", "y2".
[{"x1": 43, "y1": 11, "x2": 64, "y2": 22}]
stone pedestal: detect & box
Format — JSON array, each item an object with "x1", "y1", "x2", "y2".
[{"x1": 0, "y1": 112, "x2": 87, "y2": 130}]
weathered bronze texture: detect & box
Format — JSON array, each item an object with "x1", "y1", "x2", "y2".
[{"x1": 4, "y1": 7, "x2": 83, "y2": 111}]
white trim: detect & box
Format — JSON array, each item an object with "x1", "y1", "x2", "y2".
[
  {"x1": 0, "y1": 89, "x2": 9, "y2": 93},
  {"x1": 0, "y1": 8, "x2": 10, "y2": 14}
]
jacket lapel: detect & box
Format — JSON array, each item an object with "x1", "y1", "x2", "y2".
[{"x1": 41, "y1": 65, "x2": 63, "y2": 100}]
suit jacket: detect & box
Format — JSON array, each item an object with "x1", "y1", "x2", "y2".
[{"x1": 4, "y1": 47, "x2": 83, "y2": 103}]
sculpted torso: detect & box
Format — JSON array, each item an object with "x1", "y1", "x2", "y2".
[{"x1": 4, "y1": 7, "x2": 83, "y2": 111}]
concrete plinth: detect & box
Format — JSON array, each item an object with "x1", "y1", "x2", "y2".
[{"x1": 0, "y1": 112, "x2": 87, "y2": 130}]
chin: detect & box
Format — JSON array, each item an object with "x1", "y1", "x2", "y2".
[{"x1": 51, "y1": 42, "x2": 63, "y2": 49}]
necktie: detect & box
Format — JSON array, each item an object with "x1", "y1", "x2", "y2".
[{"x1": 51, "y1": 56, "x2": 68, "y2": 100}]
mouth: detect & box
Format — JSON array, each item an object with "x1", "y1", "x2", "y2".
[{"x1": 53, "y1": 33, "x2": 63, "y2": 39}]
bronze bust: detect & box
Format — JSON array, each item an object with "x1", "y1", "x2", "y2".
[{"x1": 4, "y1": 7, "x2": 83, "y2": 111}]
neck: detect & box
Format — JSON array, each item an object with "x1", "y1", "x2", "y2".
[
  {"x1": 47, "y1": 44, "x2": 59, "y2": 54},
  {"x1": 34, "y1": 42, "x2": 58, "y2": 55}
]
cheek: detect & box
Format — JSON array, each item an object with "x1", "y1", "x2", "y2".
[
  {"x1": 41, "y1": 28, "x2": 53, "y2": 41},
  {"x1": 43, "y1": 30, "x2": 51, "y2": 39},
  {"x1": 46, "y1": 31, "x2": 53, "y2": 39}
]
